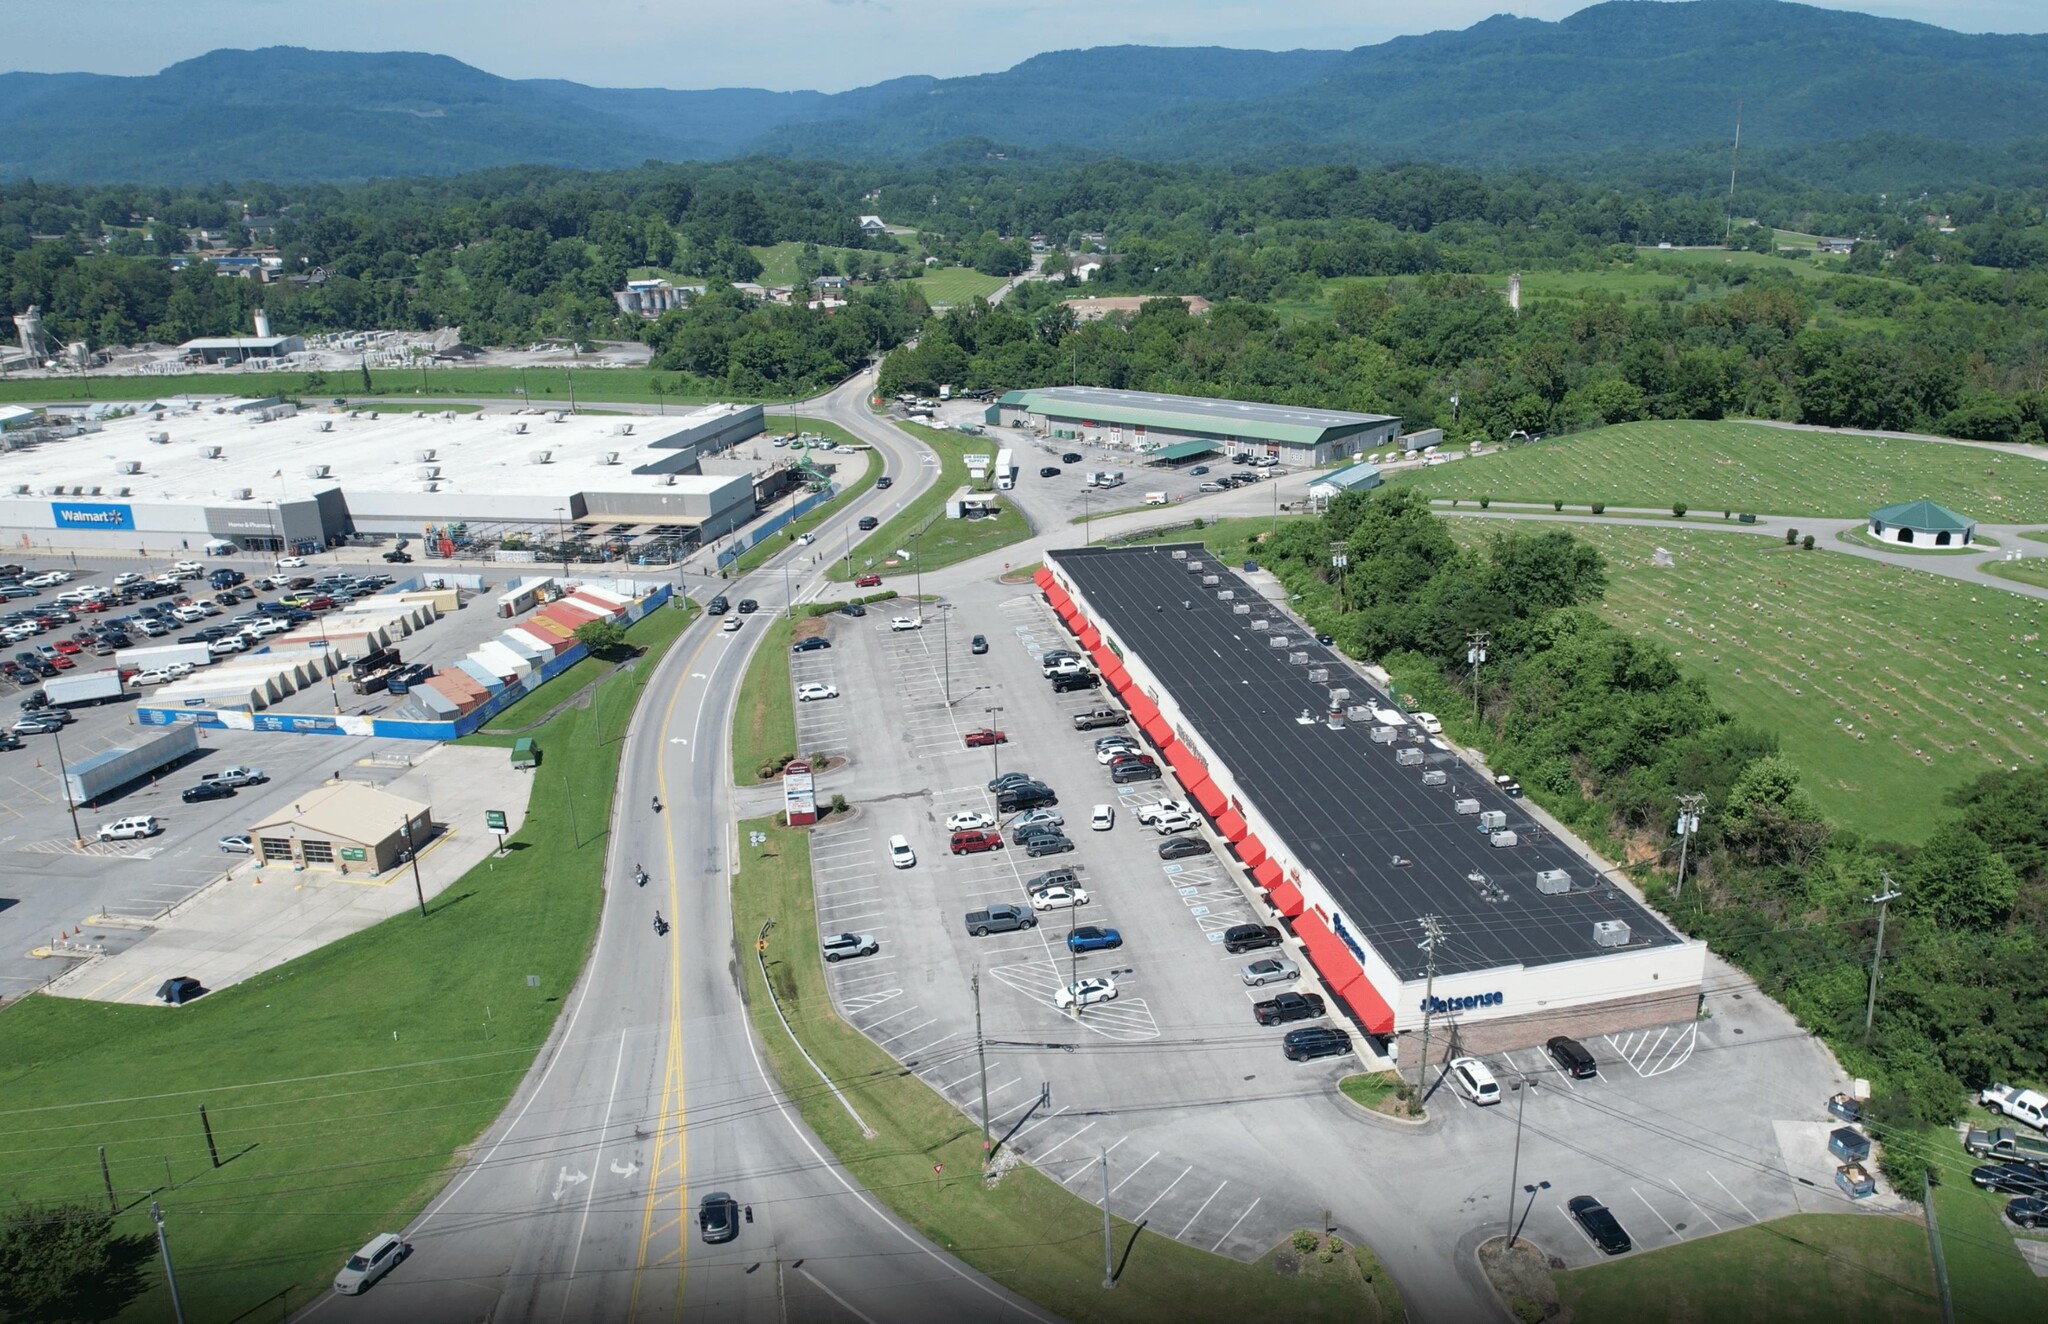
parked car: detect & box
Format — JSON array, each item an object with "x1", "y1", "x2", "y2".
[
  {"x1": 945, "y1": 810, "x2": 996, "y2": 832},
  {"x1": 889, "y1": 616, "x2": 922, "y2": 631},
  {"x1": 1223, "y1": 924, "x2": 1282, "y2": 954},
  {"x1": 182, "y1": 781, "x2": 237, "y2": 803},
  {"x1": 1150, "y1": 808, "x2": 1197, "y2": 834},
  {"x1": 1095, "y1": 742, "x2": 1141, "y2": 764},
  {"x1": 1547, "y1": 1035, "x2": 1598, "y2": 1078},
  {"x1": 949, "y1": 829, "x2": 1004, "y2": 855},
  {"x1": 964, "y1": 903, "x2": 1036, "y2": 936},
  {"x1": 795, "y1": 682, "x2": 840, "y2": 702},
  {"x1": 1090, "y1": 804, "x2": 1115, "y2": 831},
  {"x1": 963, "y1": 728, "x2": 1007, "y2": 747},
  {"x1": 1449, "y1": 1057, "x2": 1502, "y2": 1105},
  {"x1": 854, "y1": 573, "x2": 882, "y2": 587},
  {"x1": 1254, "y1": 992, "x2": 1326, "y2": 1025},
  {"x1": 821, "y1": 932, "x2": 880, "y2": 963},
  {"x1": 1413, "y1": 712, "x2": 1443, "y2": 734},
  {"x1": 791, "y1": 636, "x2": 832, "y2": 653},
  {"x1": 1011, "y1": 808, "x2": 1064, "y2": 831},
  {"x1": 1282, "y1": 1026, "x2": 1353, "y2": 1062},
  {"x1": 332, "y1": 1233, "x2": 409, "y2": 1295},
  {"x1": 1971, "y1": 1164, "x2": 2048, "y2": 1196},
  {"x1": 1568, "y1": 1196, "x2": 1632, "y2": 1255},
  {"x1": 698, "y1": 1191, "x2": 740, "y2": 1244},
  {"x1": 1066, "y1": 926, "x2": 1123, "y2": 953},
  {"x1": 276, "y1": 556, "x2": 307, "y2": 569},
  {"x1": 1039, "y1": 466, "x2": 1061, "y2": 478},
  {"x1": 219, "y1": 834, "x2": 254, "y2": 854},
  {"x1": 1061, "y1": 452, "x2": 1083, "y2": 464},
  {"x1": 1110, "y1": 760, "x2": 1160, "y2": 783},
  {"x1": 887, "y1": 834, "x2": 917, "y2": 869},
  {"x1": 1135, "y1": 799, "x2": 1193, "y2": 826},
  {"x1": 1158, "y1": 835, "x2": 1210, "y2": 860},
  {"x1": 1240, "y1": 957, "x2": 1300, "y2": 987},
  {"x1": 1024, "y1": 833, "x2": 1075, "y2": 857},
  {"x1": 1029, "y1": 883, "x2": 1089, "y2": 911},
  {"x1": 838, "y1": 602, "x2": 866, "y2": 618},
  {"x1": 197, "y1": 765, "x2": 266, "y2": 788},
  {"x1": 988, "y1": 771, "x2": 1039, "y2": 792},
  {"x1": 97, "y1": 815, "x2": 163, "y2": 842},
  {"x1": 1054, "y1": 976, "x2": 1117, "y2": 1010},
  {"x1": 2007, "y1": 1195, "x2": 2048, "y2": 1230},
  {"x1": 1052, "y1": 671, "x2": 1101, "y2": 693}
]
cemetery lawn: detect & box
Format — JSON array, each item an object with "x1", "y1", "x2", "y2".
[
  {"x1": 1385, "y1": 420, "x2": 2048, "y2": 520},
  {"x1": 1447, "y1": 520, "x2": 2048, "y2": 843}
]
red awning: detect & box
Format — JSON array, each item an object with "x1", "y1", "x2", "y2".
[
  {"x1": 1268, "y1": 878, "x2": 1305, "y2": 917},
  {"x1": 1142, "y1": 714, "x2": 1173, "y2": 744},
  {"x1": 1235, "y1": 833, "x2": 1268, "y2": 868},
  {"x1": 1103, "y1": 662, "x2": 1130, "y2": 690},
  {"x1": 1077, "y1": 625, "x2": 1102, "y2": 651},
  {"x1": 1125, "y1": 692, "x2": 1160, "y2": 726},
  {"x1": 1294, "y1": 910, "x2": 1366, "y2": 991},
  {"x1": 1045, "y1": 585, "x2": 1072, "y2": 613},
  {"x1": 1215, "y1": 809, "x2": 1247, "y2": 842},
  {"x1": 1033, "y1": 566, "x2": 1054, "y2": 590},
  {"x1": 1162, "y1": 740, "x2": 1197, "y2": 775},
  {"x1": 1252, "y1": 858, "x2": 1283, "y2": 889},
  {"x1": 1189, "y1": 778, "x2": 1226, "y2": 816},
  {"x1": 1332, "y1": 972, "x2": 1396, "y2": 1036},
  {"x1": 1089, "y1": 644, "x2": 1117, "y2": 672}
]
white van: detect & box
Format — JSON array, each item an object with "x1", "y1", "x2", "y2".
[
  {"x1": 98, "y1": 815, "x2": 163, "y2": 842},
  {"x1": 887, "y1": 834, "x2": 916, "y2": 869},
  {"x1": 1449, "y1": 1056, "x2": 1501, "y2": 1106}
]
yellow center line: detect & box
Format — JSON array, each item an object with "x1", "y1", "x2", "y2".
[{"x1": 627, "y1": 619, "x2": 716, "y2": 1322}]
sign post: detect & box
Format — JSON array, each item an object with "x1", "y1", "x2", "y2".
[{"x1": 485, "y1": 808, "x2": 508, "y2": 855}]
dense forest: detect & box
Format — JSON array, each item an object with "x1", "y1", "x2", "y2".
[{"x1": 1239, "y1": 489, "x2": 2048, "y2": 1170}]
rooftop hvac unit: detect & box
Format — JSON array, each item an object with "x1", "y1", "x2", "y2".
[
  {"x1": 1395, "y1": 747, "x2": 1423, "y2": 766},
  {"x1": 529, "y1": 450, "x2": 553, "y2": 465},
  {"x1": 1453, "y1": 798, "x2": 1481, "y2": 815},
  {"x1": 41, "y1": 485, "x2": 62, "y2": 496},
  {"x1": 508, "y1": 421, "x2": 529, "y2": 435},
  {"x1": 602, "y1": 451, "x2": 619, "y2": 465},
  {"x1": 1369, "y1": 726, "x2": 1397, "y2": 744},
  {"x1": 1421, "y1": 770, "x2": 1448, "y2": 786},
  {"x1": 613, "y1": 422, "x2": 635, "y2": 436},
  {"x1": 1593, "y1": 920, "x2": 1630, "y2": 948},
  {"x1": 416, "y1": 466, "x2": 440, "y2": 480},
  {"x1": 232, "y1": 487, "x2": 253, "y2": 500},
  {"x1": 10, "y1": 483, "x2": 29, "y2": 496},
  {"x1": 1489, "y1": 830, "x2": 1519, "y2": 848},
  {"x1": 1307, "y1": 667, "x2": 1329, "y2": 683},
  {"x1": 368, "y1": 412, "x2": 380, "y2": 420},
  {"x1": 118, "y1": 460, "x2": 142, "y2": 474},
  {"x1": 1248, "y1": 618, "x2": 1268, "y2": 631},
  {"x1": 1230, "y1": 600, "x2": 1248, "y2": 612},
  {"x1": 149, "y1": 431, "x2": 170, "y2": 444},
  {"x1": 202, "y1": 445, "x2": 223, "y2": 458},
  {"x1": 1478, "y1": 810, "x2": 1507, "y2": 830},
  {"x1": 442, "y1": 411, "x2": 456, "y2": 421},
  {"x1": 663, "y1": 473, "x2": 677, "y2": 486},
  {"x1": 1184, "y1": 560, "x2": 1204, "y2": 572},
  {"x1": 1171, "y1": 549, "x2": 1188, "y2": 559},
  {"x1": 1536, "y1": 869, "x2": 1571, "y2": 895},
  {"x1": 1202, "y1": 574, "x2": 1219, "y2": 585},
  {"x1": 552, "y1": 411, "x2": 569, "y2": 423},
  {"x1": 87, "y1": 486, "x2": 101, "y2": 496},
  {"x1": 423, "y1": 481, "x2": 440, "y2": 492},
  {"x1": 305, "y1": 463, "x2": 331, "y2": 478},
  {"x1": 115, "y1": 487, "x2": 131, "y2": 497},
  {"x1": 415, "y1": 448, "x2": 437, "y2": 462},
  {"x1": 1267, "y1": 635, "x2": 1290, "y2": 648},
  {"x1": 318, "y1": 419, "x2": 333, "y2": 432}
]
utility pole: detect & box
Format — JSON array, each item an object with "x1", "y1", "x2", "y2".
[
  {"x1": 1466, "y1": 631, "x2": 1489, "y2": 723},
  {"x1": 1506, "y1": 1075, "x2": 1537, "y2": 1247},
  {"x1": 1329, "y1": 541, "x2": 1349, "y2": 612},
  {"x1": 1101, "y1": 1146, "x2": 1116, "y2": 1289},
  {"x1": 1864, "y1": 875, "x2": 1901, "y2": 1042},
  {"x1": 50, "y1": 720, "x2": 85, "y2": 846},
  {"x1": 1415, "y1": 915, "x2": 1444, "y2": 1096},
  {"x1": 974, "y1": 970, "x2": 991, "y2": 1169},
  {"x1": 1672, "y1": 793, "x2": 1706, "y2": 899},
  {"x1": 1725, "y1": 100, "x2": 1744, "y2": 245},
  {"x1": 151, "y1": 1201, "x2": 187, "y2": 1324}
]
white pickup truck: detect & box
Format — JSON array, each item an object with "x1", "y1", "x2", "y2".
[{"x1": 1979, "y1": 1083, "x2": 2048, "y2": 1132}]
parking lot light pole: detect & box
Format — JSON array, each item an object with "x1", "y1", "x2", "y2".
[
  {"x1": 50, "y1": 721, "x2": 85, "y2": 846},
  {"x1": 1506, "y1": 1077, "x2": 1538, "y2": 1248},
  {"x1": 399, "y1": 817, "x2": 427, "y2": 918},
  {"x1": 986, "y1": 706, "x2": 1003, "y2": 782},
  {"x1": 935, "y1": 602, "x2": 953, "y2": 704}
]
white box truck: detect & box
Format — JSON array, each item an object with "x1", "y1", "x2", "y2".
[
  {"x1": 116, "y1": 642, "x2": 214, "y2": 674},
  {"x1": 995, "y1": 447, "x2": 1016, "y2": 489},
  {"x1": 44, "y1": 670, "x2": 125, "y2": 707}
]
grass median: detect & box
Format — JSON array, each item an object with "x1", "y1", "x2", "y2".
[
  {"x1": 732, "y1": 815, "x2": 1402, "y2": 1324},
  {"x1": 828, "y1": 420, "x2": 1032, "y2": 581},
  {"x1": 0, "y1": 603, "x2": 690, "y2": 1323},
  {"x1": 730, "y1": 612, "x2": 798, "y2": 783}
]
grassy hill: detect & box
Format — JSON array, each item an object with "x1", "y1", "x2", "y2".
[
  {"x1": 1447, "y1": 519, "x2": 2048, "y2": 841},
  {"x1": 1386, "y1": 420, "x2": 2048, "y2": 520}
]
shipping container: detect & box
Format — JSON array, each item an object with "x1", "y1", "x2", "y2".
[
  {"x1": 64, "y1": 726, "x2": 199, "y2": 805},
  {"x1": 44, "y1": 670, "x2": 125, "y2": 707}
]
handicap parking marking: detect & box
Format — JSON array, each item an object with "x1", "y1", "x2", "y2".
[{"x1": 839, "y1": 987, "x2": 905, "y2": 1016}]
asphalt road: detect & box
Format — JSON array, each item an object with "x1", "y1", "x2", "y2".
[{"x1": 302, "y1": 371, "x2": 1053, "y2": 1324}]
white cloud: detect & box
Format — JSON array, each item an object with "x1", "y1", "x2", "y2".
[{"x1": 1, "y1": 0, "x2": 2037, "y2": 89}]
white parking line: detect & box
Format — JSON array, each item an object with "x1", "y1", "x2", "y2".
[
  {"x1": 1210, "y1": 1198, "x2": 1261, "y2": 1252},
  {"x1": 1011, "y1": 1105, "x2": 1071, "y2": 1145},
  {"x1": 858, "y1": 1004, "x2": 921, "y2": 1030},
  {"x1": 1176, "y1": 1180, "x2": 1229, "y2": 1239},
  {"x1": 875, "y1": 1018, "x2": 938, "y2": 1049},
  {"x1": 1669, "y1": 1179, "x2": 1720, "y2": 1231},
  {"x1": 1708, "y1": 1171, "x2": 1761, "y2": 1223},
  {"x1": 1132, "y1": 1166, "x2": 1193, "y2": 1222},
  {"x1": 897, "y1": 1030, "x2": 960, "y2": 1060},
  {"x1": 1629, "y1": 1186, "x2": 1682, "y2": 1239},
  {"x1": 1063, "y1": 1135, "x2": 1127, "y2": 1185},
  {"x1": 1032, "y1": 1121, "x2": 1095, "y2": 1163},
  {"x1": 1108, "y1": 1150, "x2": 1158, "y2": 1196}
]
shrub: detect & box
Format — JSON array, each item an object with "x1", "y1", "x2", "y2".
[
  {"x1": 1325, "y1": 1235, "x2": 1346, "y2": 1255},
  {"x1": 1672, "y1": 501, "x2": 1688, "y2": 518},
  {"x1": 1786, "y1": 528, "x2": 1799, "y2": 545},
  {"x1": 1590, "y1": 502, "x2": 1605, "y2": 515},
  {"x1": 1479, "y1": 495, "x2": 1491, "y2": 509},
  {"x1": 1553, "y1": 499, "x2": 1564, "y2": 511},
  {"x1": 830, "y1": 792, "x2": 848, "y2": 813},
  {"x1": 1802, "y1": 534, "x2": 1815, "y2": 550},
  {"x1": 1724, "y1": 509, "x2": 1733, "y2": 519},
  {"x1": 1512, "y1": 1298, "x2": 1547, "y2": 1324},
  {"x1": 1291, "y1": 1229, "x2": 1320, "y2": 1254}
]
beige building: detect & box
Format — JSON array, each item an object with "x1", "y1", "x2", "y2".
[{"x1": 248, "y1": 783, "x2": 431, "y2": 873}]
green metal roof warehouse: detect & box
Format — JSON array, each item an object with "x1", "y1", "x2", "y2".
[{"x1": 992, "y1": 386, "x2": 1399, "y2": 466}]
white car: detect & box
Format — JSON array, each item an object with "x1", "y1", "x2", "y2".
[
  {"x1": 130, "y1": 668, "x2": 175, "y2": 686},
  {"x1": 1134, "y1": 799, "x2": 1193, "y2": 826},
  {"x1": 111, "y1": 571, "x2": 143, "y2": 587},
  {"x1": 170, "y1": 604, "x2": 207, "y2": 623},
  {"x1": 218, "y1": 834, "x2": 254, "y2": 854},
  {"x1": 21, "y1": 572, "x2": 63, "y2": 588},
  {"x1": 721, "y1": 616, "x2": 742, "y2": 632},
  {"x1": 1029, "y1": 884, "x2": 1090, "y2": 911},
  {"x1": 172, "y1": 559, "x2": 204, "y2": 574},
  {"x1": 333, "y1": 1232, "x2": 408, "y2": 1295},
  {"x1": 889, "y1": 616, "x2": 922, "y2": 632},
  {"x1": 1413, "y1": 712, "x2": 1443, "y2": 735},
  {"x1": 276, "y1": 555, "x2": 308, "y2": 568},
  {"x1": 821, "y1": 932, "x2": 880, "y2": 963},
  {"x1": 96, "y1": 815, "x2": 162, "y2": 842},
  {"x1": 2, "y1": 624, "x2": 34, "y2": 642},
  {"x1": 1011, "y1": 807, "x2": 1064, "y2": 831},
  {"x1": 1043, "y1": 657, "x2": 1085, "y2": 678},
  {"x1": 208, "y1": 635, "x2": 249, "y2": 655},
  {"x1": 1090, "y1": 804, "x2": 1114, "y2": 831},
  {"x1": 1449, "y1": 1056, "x2": 1502, "y2": 1106},
  {"x1": 196, "y1": 601, "x2": 222, "y2": 616},
  {"x1": 1095, "y1": 742, "x2": 1141, "y2": 764},
  {"x1": 247, "y1": 618, "x2": 289, "y2": 637},
  {"x1": 946, "y1": 810, "x2": 997, "y2": 832},
  {"x1": 795, "y1": 682, "x2": 840, "y2": 702},
  {"x1": 1152, "y1": 812, "x2": 1199, "y2": 836},
  {"x1": 1054, "y1": 976, "x2": 1117, "y2": 1010},
  {"x1": 136, "y1": 619, "x2": 169, "y2": 636},
  {"x1": 797, "y1": 533, "x2": 815, "y2": 545},
  {"x1": 887, "y1": 834, "x2": 916, "y2": 869}
]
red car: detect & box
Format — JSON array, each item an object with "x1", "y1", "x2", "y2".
[
  {"x1": 47, "y1": 653, "x2": 75, "y2": 669},
  {"x1": 963, "y1": 728, "x2": 1007, "y2": 748},
  {"x1": 51, "y1": 638, "x2": 81, "y2": 655},
  {"x1": 304, "y1": 596, "x2": 335, "y2": 612},
  {"x1": 78, "y1": 599, "x2": 107, "y2": 613},
  {"x1": 854, "y1": 574, "x2": 882, "y2": 588},
  {"x1": 950, "y1": 829, "x2": 1004, "y2": 855}
]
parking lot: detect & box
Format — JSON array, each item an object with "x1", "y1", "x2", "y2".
[
  {"x1": 795, "y1": 560, "x2": 1860, "y2": 1277},
  {"x1": 0, "y1": 549, "x2": 575, "y2": 1001}
]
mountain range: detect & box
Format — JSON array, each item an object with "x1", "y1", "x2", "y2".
[{"x1": 4, "y1": 0, "x2": 2047, "y2": 182}]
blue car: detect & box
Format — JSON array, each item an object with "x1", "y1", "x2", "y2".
[{"x1": 1066, "y1": 926, "x2": 1123, "y2": 953}]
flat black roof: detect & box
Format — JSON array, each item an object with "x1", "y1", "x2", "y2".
[{"x1": 1052, "y1": 544, "x2": 1681, "y2": 981}]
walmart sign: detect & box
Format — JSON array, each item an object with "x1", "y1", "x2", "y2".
[{"x1": 52, "y1": 501, "x2": 135, "y2": 530}]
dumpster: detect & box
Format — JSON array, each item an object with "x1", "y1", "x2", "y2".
[
  {"x1": 1834, "y1": 1162, "x2": 1876, "y2": 1199},
  {"x1": 512, "y1": 737, "x2": 540, "y2": 769},
  {"x1": 1828, "y1": 1126, "x2": 1871, "y2": 1163}
]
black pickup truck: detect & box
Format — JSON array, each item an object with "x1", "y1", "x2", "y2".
[{"x1": 1253, "y1": 992, "x2": 1326, "y2": 1026}]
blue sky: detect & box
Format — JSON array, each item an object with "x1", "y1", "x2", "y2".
[{"x1": 6, "y1": 0, "x2": 2041, "y2": 89}]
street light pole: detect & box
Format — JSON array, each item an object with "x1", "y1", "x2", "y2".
[
  {"x1": 1506, "y1": 1076, "x2": 1538, "y2": 1248},
  {"x1": 399, "y1": 817, "x2": 428, "y2": 917},
  {"x1": 987, "y1": 706, "x2": 1003, "y2": 783},
  {"x1": 50, "y1": 720, "x2": 85, "y2": 845},
  {"x1": 937, "y1": 603, "x2": 953, "y2": 705}
]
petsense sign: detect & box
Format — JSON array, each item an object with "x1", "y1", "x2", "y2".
[
  {"x1": 1420, "y1": 991, "x2": 1505, "y2": 1016},
  {"x1": 51, "y1": 501, "x2": 135, "y2": 530}
]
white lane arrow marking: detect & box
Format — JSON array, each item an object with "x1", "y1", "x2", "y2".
[
  {"x1": 669, "y1": 737, "x2": 688, "y2": 744},
  {"x1": 610, "y1": 1159, "x2": 641, "y2": 1179},
  {"x1": 552, "y1": 1166, "x2": 589, "y2": 1201}
]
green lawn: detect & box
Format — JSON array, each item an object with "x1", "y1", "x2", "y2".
[
  {"x1": 0, "y1": 604, "x2": 689, "y2": 1322},
  {"x1": 1554, "y1": 1213, "x2": 1937, "y2": 1324},
  {"x1": 1447, "y1": 520, "x2": 2048, "y2": 842},
  {"x1": 1386, "y1": 419, "x2": 2048, "y2": 519},
  {"x1": 732, "y1": 816, "x2": 1403, "y2": 1324},
  {"x1": 741, "y1": 242, "x2": 880, "y2": 288},
  {"x1": 913, "y1": 266, "x2": 1008, "y2": 306},
  {"x1": 730, "y1": 613, "x2": 797, "y2": 783},
  {"x1": 827, "y1": 421, "x2": 1033, "y2": 580},
  {"x1": 1981, "y1": 558, "x2": 2048, "y2": 590},
  {"x1": 0, "y1": 366, "x2": 741, "y2": 407},
  {"x1": 1931, "y1": 1142, "x2": 2048, "y2": 1322}
]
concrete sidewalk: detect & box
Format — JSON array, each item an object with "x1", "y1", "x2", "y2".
[{"x1": 41, "y1": 744, "x2": 535, "y2": 1006}]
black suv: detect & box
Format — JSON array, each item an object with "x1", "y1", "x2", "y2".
[
  {"x1": 858, "y1": 516, "x2": 879, "y2": 530},
  {"x1": 706, "y1": 596, "x2": 730, "y2": 616},
  {"x1": 737, "y1": 599, "x2": 759, "y2": 614},
  {"x1": 1282, "y1": 1026, "x2": 1353, "y2": 1062},
  {"x1": 1223, "y1": 924, "x2": 1282, "y2": 954}
]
